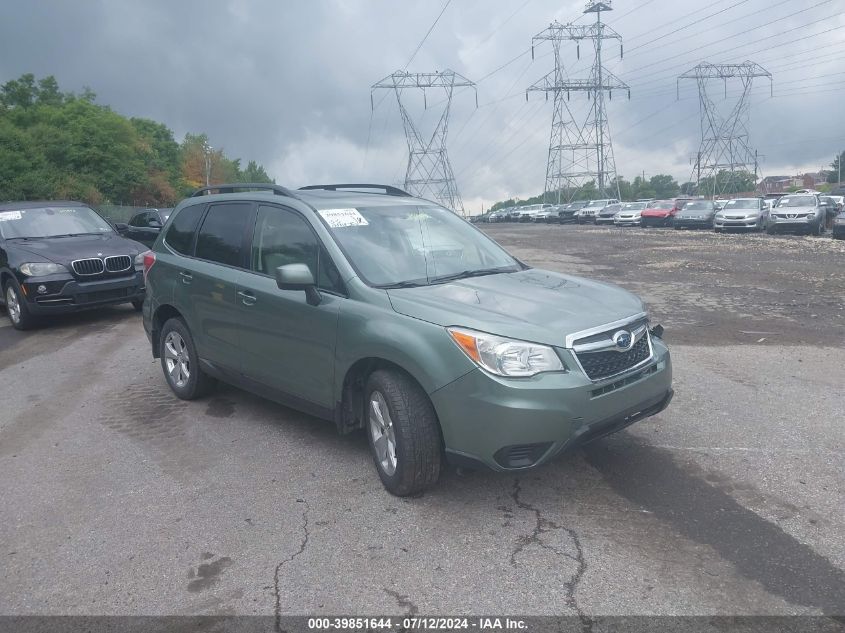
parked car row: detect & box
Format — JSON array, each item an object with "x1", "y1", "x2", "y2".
[{"x1": 475, "y1": 194, "x2": 844, "y2": 237}]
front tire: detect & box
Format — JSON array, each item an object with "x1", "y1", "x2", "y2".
[
  {"x1": 365, "y1": 369, "x2": 441, "y2": 496},
  {"x1": 159, "y1": 317, "x2": 216, "y2": 400},
  {"x1": 4, "y1": 279, "x2": 37, "y2": 331}
]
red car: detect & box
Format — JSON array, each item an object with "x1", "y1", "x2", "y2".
[
  {"x1": 641, "y1": 198, "x2": 691, "y2": 227},
  {"x1": 641, "y1": 200, "x2": 676, "y2": 227}
]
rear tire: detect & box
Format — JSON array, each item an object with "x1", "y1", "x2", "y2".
[
  {"x1": 4, "y1": 278, "x2": 37, "y2": 331},
  {"x1": 159, "y1": 317, "x2": 216, "y2": 400},
  {"x1": 365, "y1": 369, "x2": 442, "y2": 497}
]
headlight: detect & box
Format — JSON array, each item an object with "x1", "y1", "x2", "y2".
[
  {"x1": 134, "y1": 253, "x2": 145, "y2": 270},
  {"x1": 19, "y1": 262, "x2": 67, "y2": 276},
  {"x1": 835, "y1": 217, "x2": 845, "y2": 224},
  {"x1": 715, "y1": 213, "x2": 724, "y2": 219},
  {"x1": 447, "y1": 327, "x2": 565, "y2": 377},
  {"x1": 806, "y1": 213, "x2": 816, "y2": 219}
]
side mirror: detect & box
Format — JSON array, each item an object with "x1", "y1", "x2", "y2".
[
  {"x1": 275, "y1": 263, "x2": 321, "y2": 306},
  {"x1": 148, "y1": 220, "x2": 162, "y2": 229},
  {"x1": 114, "y1": 222, "x2": 129, "y2": 232}
]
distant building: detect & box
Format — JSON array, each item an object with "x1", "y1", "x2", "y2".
[
  {"x1": 801, "y1": 172, "x2": 829, "y2": 189},
  {"x1": 757, "y1": 176, "x2": 800, "y2": 194}
]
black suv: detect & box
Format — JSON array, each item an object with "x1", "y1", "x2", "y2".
[
  {"x1": 0, "y1": 201, "x2": 148, "y2": 330},
  {"x1": 117, "y1": 208, "x2": 173, "y2": 247}
]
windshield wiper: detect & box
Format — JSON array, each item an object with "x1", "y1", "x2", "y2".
[
  {"x1": 376, "y1": 280, "x2": 430, "y2": 289},
  {"x1": 50, "y1": 232, "x2": 103, "y2": 238},
  {"x1": 429, "y1": 267, "x2": 514, "y2": 284}
]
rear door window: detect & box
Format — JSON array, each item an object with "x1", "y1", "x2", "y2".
[{"x1": 195, "y1": 203, "x2": 253, "y2": 268}]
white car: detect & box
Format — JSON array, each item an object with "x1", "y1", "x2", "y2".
[
  {"x1": 614, "y1": 202, "x2": 648, "y2": 226},
  {"x1": 576, "y1": 199, "x2": 619, "y2": 224}
]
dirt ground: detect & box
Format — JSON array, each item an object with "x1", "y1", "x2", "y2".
[{"x1": 482, "y1": 223, "x2": 845, "y2": 347}]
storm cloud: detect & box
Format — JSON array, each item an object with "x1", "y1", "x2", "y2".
[{"x1": 2, "y1": 0, "x2": 843, "y2": 211}]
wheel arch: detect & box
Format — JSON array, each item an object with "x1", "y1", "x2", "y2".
[{"x1": 150, "y1": 303, "x2": 184, "y2": 358}]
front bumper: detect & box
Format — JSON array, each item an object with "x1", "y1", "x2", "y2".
[
  {"x1": 432, "y1": 338, "x2": 673, "y2": 472},
  {"x1": 615, "y1": 216, "x2": 641, "y2": 226},
  {"x1": 833, "y1": 223, "x2": 845, "y2": 238},
  {"x1": 21, "y1": 272, "x2": 145, "y2": 314},
  {"x1": 641, "y1": 215, "x2": 671, "y2": 226},
  {"x1": 674, "y1": 218, "x2": 712, "y2": 228},
  {"x1": 715, "y1": 217, "x2": 762, "y2": 229},
  {"x1": 768, "y1": 216, "x2": 816, "y2": 232},
  {"x1": 595, "y1": 217, "x2": 617, "y2": 224}
]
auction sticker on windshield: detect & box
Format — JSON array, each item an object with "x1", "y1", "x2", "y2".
[
  {"x1": 0, "y1": 211, "x2": 22, "y2": 221},
  {"x1": 319, "y1": 208, "x2": 369, "y2": 228}
]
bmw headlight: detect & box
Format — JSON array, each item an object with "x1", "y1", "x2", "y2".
[
  {"x1": 19, "y1": 262, "x2": 67, "y2": 276},
  {"x1": 134, "y1": 253, "x2": 145, "y2": 270},
  {"x1": 447, "y1": 327, "x2": 565, "y2": 377}
]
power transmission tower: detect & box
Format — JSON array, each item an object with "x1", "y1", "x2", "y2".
[
  {"x1": 678, "y1": 62, "x2": 772, "y2": 197},
  {"x1": 527, "y1": 1, "x2": 628, "y2": 204},
  {"x1": 372, "y1": 70, "x2": 476, "y2": 214}
]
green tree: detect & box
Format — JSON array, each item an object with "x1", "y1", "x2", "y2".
[
  {"x1": 828, "y1": 151, "x2": 844, "y2": 184},
  {"x1": 649, "y1": 174, "x2": 680, "y2": 199},
  {"x1": 240, "y1": 160, "x2": 273, "y2": 183}
]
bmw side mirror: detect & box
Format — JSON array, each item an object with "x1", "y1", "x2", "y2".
[{"x1": 275, "y1": 263, "x2": 321, "y2": 306}]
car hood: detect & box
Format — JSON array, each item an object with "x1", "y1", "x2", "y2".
[
  {"x1": 10, "y1": 233, "x2": 146, "y2": 266},
  {"x1": 386, "y1": 269, "x2": 645, "y2": 347},
  {"x1": 677, "y1": 209, "x2": 714, "y2": 217},
  {"x1": 773, "y1": 206, "x2": 816, "y2": 214},
  {"x1": 641, "y1": 208, "x2": 672, "y2": 216}
]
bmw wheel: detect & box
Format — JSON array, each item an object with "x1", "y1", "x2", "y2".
[
  {"x1": 159, "y1": 317, "x2": 216, "y2": 400},
  {"x1": 365, "y1": 369, "x2": 441, "y2": 496},
  {"x1": 4, "y1": 279, "x2": 36, "y2": 331}
]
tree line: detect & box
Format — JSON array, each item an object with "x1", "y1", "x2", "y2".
[{"x1": 0, "y1": 74, "x2": 273, "y2": 206}]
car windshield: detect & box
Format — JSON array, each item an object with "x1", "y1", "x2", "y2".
[
  {"x1": 683, "y1": 202, "x2": 713, "y2": 210},
  {"x1": 584, "y1": 200, "x2": 609, "y2": 209},
  {"x1": 648, "y1": 200, "x2": 673, "y2": 209},
  {"x1": 0, "y1": 206, "x2": 114, "y2": 239},
  {"x1": 319, "y1": 204, "x2": 521, "y2": 287},
  {"x1": 775, "y1": 196, "x2": 816, "y2": 208},
  {"x1": 622, "y1": 203, "x2": 646, "y2": 210},
  {"x1": 722, "y1": 199, "x2": 758, "y2": 209}
]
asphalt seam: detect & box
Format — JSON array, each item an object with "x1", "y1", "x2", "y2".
[{"x1": 274, "y1": 498, "x2": 310, "y2": 632}]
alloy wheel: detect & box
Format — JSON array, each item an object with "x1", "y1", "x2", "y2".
[
  {"x1": 6, "y1": 287, "x2": 21, "y2": 325},
  {"x1": 369, "y1": 391, "x2": 397, "y2": 476},
  {"x1": 163, "y1": 331, "x2": 191, "y2": 388}
]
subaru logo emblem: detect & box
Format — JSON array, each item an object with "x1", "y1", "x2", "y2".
[{"x1": 612, "y1": 330, "x2": 634, "y2": 351}]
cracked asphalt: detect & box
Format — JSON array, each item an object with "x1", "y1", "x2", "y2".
[{"x1": 0, "y1": 224, "x2": 843, "y2": 618}]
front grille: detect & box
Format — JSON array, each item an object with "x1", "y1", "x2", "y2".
[
  {"x1": 75, "y1": 287, "x2": 133, "y2": 305},
  {"x1": 105, "y1": 255, "x2": 132, "y2": 272},
  {"x1": 72, "y1": 258, "x2": 105, "y2": 276},
  {"x1": 576, "y1": 335, "x2": 651, "y2": 381}
]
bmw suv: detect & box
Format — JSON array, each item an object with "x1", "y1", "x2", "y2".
[
  {"x1": 1, "y1": 201, "x2": 148, "y2": 330},
  {"x1": 142, "y1": 183, "x2": 673, "y2": 496}
]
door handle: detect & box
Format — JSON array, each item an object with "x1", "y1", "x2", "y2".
[
  {"x1": 179, "y1": 271, "x2": 193, "y2": 284},
  {"x1": 238, "y1": 290, "x2": 257, "y2": 306}
]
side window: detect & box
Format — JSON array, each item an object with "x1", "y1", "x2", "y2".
[
  {"x1": 164, "y1": 204, "x2": 205, "y2": 255},
  {"x1": 195, "y1": 203, "x2": 253, "y2": 267},
  {"x1": 251, "y1": 205, "x2": 344, "y2": 294},
  {"x1": 129, "y1": 213, "x2": 147, "y2": 227}
]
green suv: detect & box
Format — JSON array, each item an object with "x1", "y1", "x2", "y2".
[{"x1": 142, "y1": 183, "x2": 673, "y2": 496}]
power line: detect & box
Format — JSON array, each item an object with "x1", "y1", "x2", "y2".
[{"x1": 405, "y1": 0, "x2": 452, "y2": 69}]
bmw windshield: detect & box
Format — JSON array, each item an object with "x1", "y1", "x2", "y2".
[
  {"x1": 0, "y1": 206, "x2": 115, "y2": 239},
  {"x1": 319, "y1": 204, "x2": 522, "y2": 288}
]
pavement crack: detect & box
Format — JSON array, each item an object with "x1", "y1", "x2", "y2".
[
  {"x1": 510, "y1": 478, "x2": 592, "y2": 632},
  {"x1": 274, "y1": 499, "x2": 310, "y2": 633},
  {"x1": 384, "y1": 588, "x2": 420, "y2": 615}
]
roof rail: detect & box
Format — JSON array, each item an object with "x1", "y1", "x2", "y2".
[
  {"x1": 190, "y1": 183, "x2": 296, "y2": 198},
  {"x1": 298, "y1": 183, "x2": 412, "y2": 197}
]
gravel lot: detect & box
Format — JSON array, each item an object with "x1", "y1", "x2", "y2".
[{"x1": 0, "y1": 224, "x2": 843, "y2": 620}]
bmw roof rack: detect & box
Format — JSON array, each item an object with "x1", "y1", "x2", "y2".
[
  {"x1": 298, "y1": 183, "x2": 412, "y2": 197},
  {"x1": 190, "y1": 183, "x2": 296, "y2": 198}
]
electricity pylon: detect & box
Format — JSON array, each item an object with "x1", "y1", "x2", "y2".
[
  {"x1": 527, "y1": 1, "x2": 628, "y2": 203},
  {"x1": 372, "y1": 70, "x2": 476, "y2": 214},
  {"x1": 678, "y1": 61, "x2": 772, "y2": 197}
]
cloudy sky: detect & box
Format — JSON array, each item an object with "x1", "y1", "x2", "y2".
[{"x1": 2, "y1": 0, "x2": 844, "y2": 211}]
